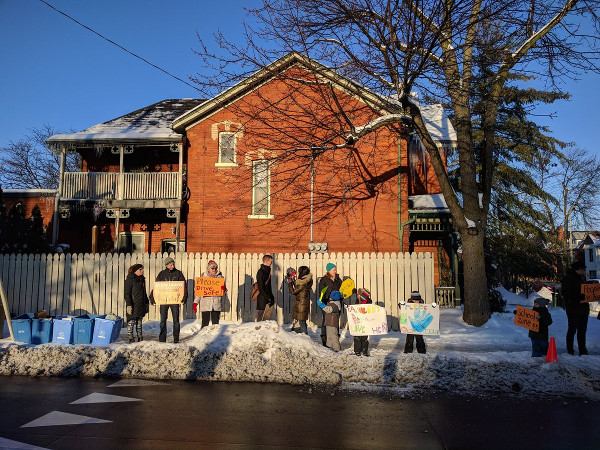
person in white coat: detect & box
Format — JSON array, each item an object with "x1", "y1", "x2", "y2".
[{"x1": 194, "y1": 260, "x2": 225, "y2": 329}]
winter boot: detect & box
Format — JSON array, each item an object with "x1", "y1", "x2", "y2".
[
  {"x1": 127, "y1": 320, "x2": 135, "y2": 344},
  {"x1": 136, "y1": 319, "x2": 143, "y2": 342}
]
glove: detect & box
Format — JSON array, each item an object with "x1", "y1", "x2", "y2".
[
  {"x1": 269, "y1": 300, "x2": 275, "y2": 307},
  {"x1": 150, "y1": 298, "x2": 155, "y2": 306},
  {"x1": 352, "y1": 288, "x2": 357, "y2": 294},
  {"x1": 193, "y1": 303, "x2": 198, "y2": 313},
  {"x1": 126, "y1": 306, "x2": 133, "y2": 315},
  {"x1": 431, "y1": 302, "x2": 437, "y2": 308},
  {"x1": 221, "y1": 285, "x2": 226, "y2": 292}
]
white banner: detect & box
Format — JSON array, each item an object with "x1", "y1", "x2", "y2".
[
  {"x1": 399, "y1": 303, "x2": 440, "y2": 335},
  {"x1": 345, "y1": 304, "x2": 388, "y2": 336}
]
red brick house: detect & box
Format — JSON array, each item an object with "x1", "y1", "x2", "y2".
[{"x1": 46, "y1": 53, "x2": 457, "y2": 284}]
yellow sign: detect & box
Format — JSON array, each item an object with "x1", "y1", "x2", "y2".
[
  {"x1": 581, "y1": 283, "x2": 600, "y2": 303},
  {"x1": 195, "y1": 277, "x2": 225, "y2": 297},
  {"x1": 514, "y1": 305, "x2": 539, "y2": 332},
  {"x1": 153, "y1": 281, "x2": 185, "y2": 305}
]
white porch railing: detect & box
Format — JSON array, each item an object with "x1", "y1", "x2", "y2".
[{"x1": 62, "y1": 172, "x2": 180, "y2": 200}]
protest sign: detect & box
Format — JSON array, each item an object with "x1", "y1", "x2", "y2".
[
  {"x1": 581, "y1": 283, "x2": 600, "y2": 303},
  {"x1": 152, "y1": 281, "x2": 185, "y2": 305},
  {"x1": 513, "y1": 305, "x2": 539, "y2": 332},
  {"x1": 399, "y1": 303, "x2": 440, "y2": 335},
  {"x1": 345, "y1": 304, "x2": 388, "y2": 336},
  {"x1": 195, "y1": 277, "x2": 225, "y2": 297}
]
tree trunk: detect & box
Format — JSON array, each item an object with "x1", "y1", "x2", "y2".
[{"x1": 461, "y1": 230, "x2": 490, "y2": 326}]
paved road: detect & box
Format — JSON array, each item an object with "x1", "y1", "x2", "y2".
[{"x1": 0, "y1": 376, "x2": 598, "y2": 449}]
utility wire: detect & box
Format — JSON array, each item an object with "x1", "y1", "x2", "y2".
[{"x1": 39, "y1": 0, "x2": 201, "y2": 92}]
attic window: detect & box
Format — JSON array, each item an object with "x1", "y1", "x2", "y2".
[{"x1": 216, "y1": 132, "x2": 237, "y2": 167}]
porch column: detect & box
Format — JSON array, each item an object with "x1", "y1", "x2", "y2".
[
  {"x1": 114, "y1": 145, "x2": 124, "y2": 252},
  {"x1": 176, "y1": 142, "x2": 183, "y2": 254},
  {"x1": 113, "y1": 208, "x2": 120, "y2": 252},
  {"x1": 51, "y1": 146, "x2": 67, "y2": 246},
  {"x1": 175, "y1": 208, "x2": 181, "y2": 255}
]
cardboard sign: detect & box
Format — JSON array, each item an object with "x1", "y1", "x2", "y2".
[
  {"x1": 581, "y1": 283, "x2": 600, "y2": 303},
  {"x1": 346, "y1": 304, "x2": 388, "y2": 336},
  {"x1": 399, "y1": 303, "x2": 440, "y2": 335},
  {"x1": 514, "y1": 305, "x2": 539, "y2": 332},
  {"x1": 195, "y1": 277, "x2": 225, "y2": 297},
  {"x1": 153, "y1": 281, "x2": 185, "y2": 305}
]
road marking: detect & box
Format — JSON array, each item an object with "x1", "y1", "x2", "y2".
[
  {"x1": 71, "y1": 393, "x2": 142, "y2": 404},
  {"x1": 107, "y1": 379, "x2": 168, "y2": 387},
  {"x1": 0, "y1": 437, "x2": 49, "y2": 449},
  {"x1": 21, "y1": 411, "x2": 111, "y2": 428}
]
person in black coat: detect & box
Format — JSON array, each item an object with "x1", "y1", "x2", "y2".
[
  {"x1": 561, "y1": 260, "x2": 589, "y2": 355},
  {"x1": 124, "y1": 264, "x2": 149, "y2": 343},
  {"x1": 150, "y1": 257, "x2": 188, "y2": 343},
  {"x1": 256, "y1": 254, "x2": 275, "y2": 321},
  {"x1": 529, "y1": 298, "x2": 553, "y2": 357}
]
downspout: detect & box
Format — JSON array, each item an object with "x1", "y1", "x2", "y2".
[{"x1": 398, "y1": 137, "x2": 415, "y2": 253}]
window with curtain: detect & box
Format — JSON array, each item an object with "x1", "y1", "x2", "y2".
[
  {"x1": 252, "y1": 159, "x2": 270, "y2": 216},
  {"x1": 218, "y1": 132, "x2": 236, "y2": 165}
]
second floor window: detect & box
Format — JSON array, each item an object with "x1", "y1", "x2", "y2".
[
  {"x1": 251, "y1": 159, "x2": 271, "y2": 217},
  {"x1": 218, "y1": 132, "x2": 236, "y2": 165},
  {"x1": 589, "y1": 248, "x2": 594, "y2": 262}
]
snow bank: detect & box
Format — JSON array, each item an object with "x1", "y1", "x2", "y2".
[{"x1": 1, "y1": 307, "x2": 599, "y2": 399}]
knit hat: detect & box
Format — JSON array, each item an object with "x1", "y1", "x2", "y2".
[
  {"x1": 164, "y1": 257, "x2": 175, "y2": 266},
  {"x1": 207, "y1": 260, "x2": 218, "y2": 269},
  {"x1": 410, "y1": 291, "x2": 421, "y2": 300},
  {"x1": 358, "y1": 288, "x2": 371, "y2": 304},
  {"x1": 330, "y1": 290, "x2": 342, "y2": 301},
  {"x1": 326, "y1": 262, "x2": 336, "y2": 272},
  {"x1": 131, "y1": 264, "x2": 143, "y2": 273},
  {"x1": 534, "y1": 297, "x2": 549, "y2": 307}
]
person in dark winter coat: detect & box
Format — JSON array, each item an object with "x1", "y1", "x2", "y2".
[
  {"x1": 256, "y1": 254, "x2": 275, "y2": 321},
  {"x1": 124, "y1": 264, "x2": 149, "y2": 343},
  {"x1": 317, "y1": 262, "x2": 342, "y2": 346},
  {"x1": 317, "y1": 290, "x2": 342, "y2": 351},
  {"x1": 150, "y1": 257, "x2": 188, "y2": 343},
  {"x1": 561, "y1": 260, "x2": 589, "y2": 355},
  {"x1": 289, "y1": 266, "x2": 312, "y2": 334},
  {"x1": 403, "y1": 291, "x2": 426, "y2": 354},
  {"x1": 354, "y1": 288, "x2": 371, "y2": 356},
  {"x1": 529, "y1": 298, "x2": 553, "y2": 357}
]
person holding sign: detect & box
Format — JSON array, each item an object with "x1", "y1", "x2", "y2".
[
  {"x1": 124, "y1": 264, "x2": 149, "y2": 343},
  {"x1": 150, "y1": 257, "x2": 188, "y2": 344},
  {"x1": 529, "y1": 298, "x2": 553, "y2": 357},
  {"x1": 194, "y1": 260, "x2": 225, "y2": 329},
  {"x1": 353, "y1": 288, "x2": 372, "y2": 356},
  {"x1": 317, "y1": 289, "x2": 342, "y2": 351},
  {"x1": 403, "y1": 291, "x2": 427, "y2": 354},
  {"x1": 561, "y1": 260, "x2": 589, "y2": 355}
]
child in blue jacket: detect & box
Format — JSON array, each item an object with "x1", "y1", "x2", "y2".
[{"x1": 318, "y1": 289, "x2": 342, "y2": 351}]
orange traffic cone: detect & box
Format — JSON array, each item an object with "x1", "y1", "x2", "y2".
[{"x1": 546, "y1": 337, "x2": 558, "y2": 363}]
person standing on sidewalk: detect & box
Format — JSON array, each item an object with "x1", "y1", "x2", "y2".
[
  {"x1": 403, "y1": 291, "x2": 427, "y2": 354},
  {"x1": 561, "y1": 260, "x2": 589, "y2": 355},
  {"x1": 194, "y1": 260, "x2": 225, "y2": 329},
  {"x1": 317, "y1": 263, "x2": 342, "y2": 346},
  {"x1": 256, "y1": 254, "x2": 274, "y2": 321},
  {"x1": 150, "y1": 257, "x2": 188, "y2": 343},
  {"x1": 124, "y1": 264, "x2": 149, "y2": 343}
]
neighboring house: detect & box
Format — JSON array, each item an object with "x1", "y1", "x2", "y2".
[
  {"x1": 1, "y1": 189, "x2": 57, "y2": 245},
  {"x1": 46, "y1": 53, "x2": 457, "y2": 284},
  {"x1": 578, "y1": 232, "x2": 600, "y2": 279}
]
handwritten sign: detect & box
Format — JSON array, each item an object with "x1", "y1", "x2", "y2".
[
  {"x1": 399, "y1": 303, "x2": 440, "y2": 335},
  {"x1": 514, "y1": 305, "x2": 539, "y2": 332},
  {"x1": 581, "y1": 283, "x2": 600, "y2": 303},
  {"x1": 153, "y1": 281, "x2": 185, "y2": 305},
  {"x1": 346, "y1": 304, "x2": 388, "y2": 336},
  {"x1": 195, "y1": 277, "x2": 225, "y2": 297}
]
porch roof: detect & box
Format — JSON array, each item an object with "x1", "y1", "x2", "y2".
[
  {"x1": 47, "y1": 99, "x2": 206, "y2": 146},
  {"x1": 408, "y1": 194, "x2": 449, "y2": 212}
]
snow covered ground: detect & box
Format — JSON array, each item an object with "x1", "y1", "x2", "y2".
[{"x1": 1, "y1": 288, "x2": 599, "y2": 399}]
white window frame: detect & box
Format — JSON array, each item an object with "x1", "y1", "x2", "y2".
[
  {"x1": 161, "y1": 238, "x2": 186, "y2": 253},
  {"x1": 248, "y1": 159, "x2": 274, "y2": 219},
  {"x1": 215, "y1": 131, "x2": 238, "y2": 167},
  {"x1": 117, "y1": 232, "x2": 145, "y2": 254}
]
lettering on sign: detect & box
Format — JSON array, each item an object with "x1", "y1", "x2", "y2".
[
  {"x1": 581, "y1": 284, "x2": 600, "y2": 303},
  {"x1": 345, "y1": 304, "x2": 388, "y2": 336},
  {"x1": 195, "y1": 277, "x2": 225, "y2": 297},
  {"x1": 153, "y1": 281, "x2": 185, "y2": 305},
  {"x1": 513, "y1": 305, "x2": 539, "y2": 332},
  {"x1": 398, "y1": 303, "x2": 440, "y2": 335}
]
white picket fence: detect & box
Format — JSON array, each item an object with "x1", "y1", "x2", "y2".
[{"x1": 0, "y1": 251, "x2": 434, "y2": 330}]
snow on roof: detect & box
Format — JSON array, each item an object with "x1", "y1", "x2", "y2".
[
  {"x1": 419, "y1": 104, "x2": 457, "y2": 143},
  {"x1": 2, "y1": 189, "x2": 57, "y2": 197},
  {"x1": 47, "y1": 99, "x2": 206, "y2": 145},
  {"x1": 409, "y1": 194, "x2": 449, "y2": 211}
]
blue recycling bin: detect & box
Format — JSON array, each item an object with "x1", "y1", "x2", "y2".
[
  {"x1": 52, "y1": 316, "x2": 75, "y2": 344},
  {"x1": 31, "y1": 318, "x2": 53, "y2": 344},
  {"x1": 73, "y1": 314, "x2": 105, "y2": 344},
  {"x1": 13, "y1": 313, "x2": 34, "y2": 344},
  {"x1": 92, "y1": 316, "x2": 123, "y2": 344}
]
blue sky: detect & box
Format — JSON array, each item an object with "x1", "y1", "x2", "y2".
[{"x1": 0, "y1": 0, "x2": 598, "y2": 159}]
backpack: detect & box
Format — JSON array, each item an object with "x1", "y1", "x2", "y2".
[{"x1": 250, "y1": 273, "x2": 271, "y2": 302}]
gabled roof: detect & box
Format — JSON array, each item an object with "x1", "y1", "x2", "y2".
[
  {"x1": 47, "y1": 99, "x2": 206, "y2": 146},
  {"x1": 172, "y1": 52, "x2": 410, "y2": 133}
]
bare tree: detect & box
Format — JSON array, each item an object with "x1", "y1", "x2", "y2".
[
  {"x1": 0, "y1": 124, "x2": 80, "y2": 189},
  {"x1": 191, "y1": 0, "x2": 600, "y2": 325}
]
